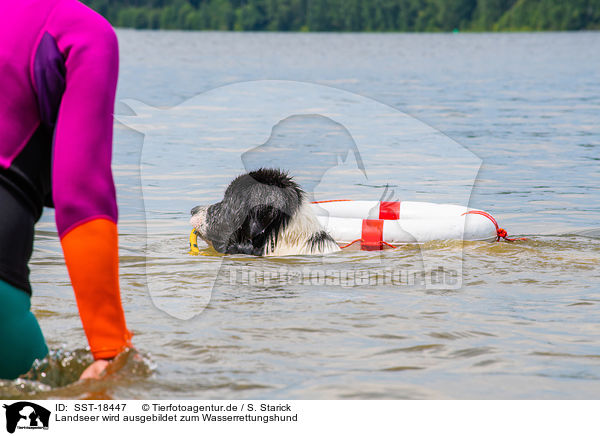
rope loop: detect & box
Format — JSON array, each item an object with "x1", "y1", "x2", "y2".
[{"x1": 462, "y1": 210, "x2": 526, "y2": 242}]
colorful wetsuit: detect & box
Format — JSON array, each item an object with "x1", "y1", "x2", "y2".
[{"x1": 0, "y1": 0, "x2": 132, "y2": 379}]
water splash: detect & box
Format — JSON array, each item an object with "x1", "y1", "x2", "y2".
[{"x1": 0, "y1": 348, "x2": 154, "y2": 399}]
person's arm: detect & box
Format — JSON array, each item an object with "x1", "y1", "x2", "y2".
[{"x1": 50, "y1": 4, "x2": 132, "y2": 361}]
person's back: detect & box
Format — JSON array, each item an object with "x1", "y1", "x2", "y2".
[{"x1": 0, "y1": 0, "x2": 132, "y2": 379}]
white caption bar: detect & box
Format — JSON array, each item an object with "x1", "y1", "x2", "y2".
[{"x1": 0, "y1": 400, "x2": 597, "y2": 435}]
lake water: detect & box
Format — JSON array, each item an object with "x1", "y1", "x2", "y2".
[{"x1": 2, "y1": 31, "x2": 599, "y2": 399}]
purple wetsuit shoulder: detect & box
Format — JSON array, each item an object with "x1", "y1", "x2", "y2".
[{"x1": 0, "y1": 0, "x2": 118, "y2": 238}]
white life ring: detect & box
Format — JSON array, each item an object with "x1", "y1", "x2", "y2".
[
  {"x1": 312, "y1": 200, "x2": 472, "y2": 220},
  {"x1": 311, "y1": 200, "x2": 513, "y2": 249}
]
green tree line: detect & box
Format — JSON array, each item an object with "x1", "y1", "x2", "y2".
[{"x1": 82, "y1": 0, "x2": 600, "y2": 31}]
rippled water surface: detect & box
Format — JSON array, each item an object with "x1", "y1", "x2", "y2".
[{"x1": 5, "y1": 31, "x2": 599, "y2": 399}]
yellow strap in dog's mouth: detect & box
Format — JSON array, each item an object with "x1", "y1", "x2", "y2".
[{"x1": 189, "y1": 229, "x2": 200, "y2": 255}]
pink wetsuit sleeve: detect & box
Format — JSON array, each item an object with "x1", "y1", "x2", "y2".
[
  {"x1": 49, "y1": 3, "x2": 119, "y2": 238},
  {"x1": 47, "y1": 2, "x2": 132, "y2": 359}
]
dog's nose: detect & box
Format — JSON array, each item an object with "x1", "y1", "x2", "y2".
[{"x1": 191, "y1": 205, "x2": 202, "y2": 216}]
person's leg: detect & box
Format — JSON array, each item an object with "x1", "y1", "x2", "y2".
[
  {"x1": 0, "y1": 279, "x2": 48, "y2": 379},
  {"x1": 0, "y1": 174, "x2": 48, "y2": 379}
]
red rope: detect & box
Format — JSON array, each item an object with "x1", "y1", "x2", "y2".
[
  {"x1": 462, "y1": 210, "x2": 526, "y2": 242},
  {"x1": 339, "y1": 239, "x2": 397, "y2": 249},
  {"x1": 311, "y1": 199, "x2": 352, "y2": 204},
  {"x1": 381, "y1": 240, "x2": 398, "y2": 249},
  {"x1": 339, "y1": 239, "x2": 362, "y2": 248}
]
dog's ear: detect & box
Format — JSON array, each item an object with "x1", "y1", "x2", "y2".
[
  {"x1": 223, "y1": 205, "x2": 289, "y2": 255},
  {"x1": 248, "y1": 207, "x2": 276, "y2": 238},
  {"x1": 222, "y1": 211, "x2": 267, "y2": 255},
  {"x1": 249, "y1": 205, "x2": 287, "y2": 241}
]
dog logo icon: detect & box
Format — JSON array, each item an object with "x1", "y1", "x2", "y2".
[{"x1": 3, "y1": 402, "x2": 50, "y2": 433}]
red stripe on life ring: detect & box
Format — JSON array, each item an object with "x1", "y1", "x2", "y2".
[
  {"x1": 379, "y1": 201, "x2": 400, "y2": 220},
  {"x1": 361, "y1": 219, "x2": 384, "y2": 251}
]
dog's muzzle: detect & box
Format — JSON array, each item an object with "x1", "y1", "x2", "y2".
[{"x1": 190, "y1": 205, "x2": 209, "y2": 236}]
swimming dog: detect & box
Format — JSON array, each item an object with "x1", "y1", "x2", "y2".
[{"x1": 190, "y1": 168, "x2": 340, "y2": 256}]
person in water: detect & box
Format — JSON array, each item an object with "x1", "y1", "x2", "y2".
[{"x1": 0, "y1": 0, "x2": 133, "y2": 379}]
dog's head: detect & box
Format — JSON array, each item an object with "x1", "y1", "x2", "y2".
[{"x1": 189, "y1": 169, "x2": 305, "y2": 255}]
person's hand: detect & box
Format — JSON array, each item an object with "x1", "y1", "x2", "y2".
[{"x1": 79, "y1": 359, "x2": 110, "y2": 380}]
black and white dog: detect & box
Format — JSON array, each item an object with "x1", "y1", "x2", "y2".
[{"x1": 190, "y1": 168, "x2": 340, "y2": 256}]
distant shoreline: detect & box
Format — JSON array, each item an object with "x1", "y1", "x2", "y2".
[
  {"x1": 83, "y1": 0, "x2": 600, "y2": 33},
  {"x1": 112, "y1": 28, "x2": 600, "y2": 34}
]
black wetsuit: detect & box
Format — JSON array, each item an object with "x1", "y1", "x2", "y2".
[{"x1": 0, "y1": 127, "x2": 53, "y2": 294}]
